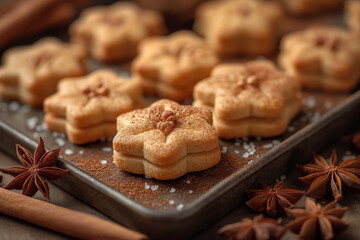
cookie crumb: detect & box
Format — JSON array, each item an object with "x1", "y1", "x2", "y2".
[
  {"x1": 55, "y1": 138, "x2": 65, "y2": 146},
  {"x1": 102, "y1": 147, "x2": 112, "y2": 152},
  {"x1": 151, "y1": 185, "x2": 159, "y2": 191},
  {"x1": 8, "y1": 101, "x2": 20, "y2": 111},
  {"x1": 302, "y1": 96, "x2": 316, "y2": 108},
  {"x1": 176, "y1": 204, "x2": 184, "y2": 211},
  {"x1": 262, "y1": 143, "x2": 273, "y2": 149},
  {"x1": 65, "y1": 149, "x2": 74, "y2": 155},
  {"x1": 27, "y1": 116, "x2": 38, "y2": 130},
  {"x1": 272, "y1": 140, "x2": 280, "y2": 146},
  {"x1": 33, "y1": 132, "x2": 40, "y2": 138},
  {"x1": 221, "y1": 146, "x2": 228, "y2": 153}
]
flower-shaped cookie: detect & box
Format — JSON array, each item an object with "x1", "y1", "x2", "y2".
[
  {"x1": 194, "y1": 60, "x2": 302, "y2": 139},
  {"x1": 69, "y1": 2, "x2": 166, "y2": 62},
  {"x1": 346, "y1": 0, "x2": 360, "y2": 37},
  {"x1": 0, "y1": 37, "x2": 86, "y2": 107},
  {"x1": 132, "y1": 31, "x2": 219, "y2": 101},
  {"x1": 281, "y1": 0, "x2": 343, "y2": 16},
  {"x1": 44, "y1": 69, "x2": 143, "y2": 144},
  {"x1": 113, "y1": 99, "x2": 220, "y2": 180},
  {"x1": 279, "y1": 26, "x2": 360, "y2": 92},
  {"x1": 193, "y1": 0, "x2": 282, "y2": 57}
]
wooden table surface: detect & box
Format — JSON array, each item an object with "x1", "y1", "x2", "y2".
[{"x1": 1, "y1": 150, "x2": 360, "y2": 240}]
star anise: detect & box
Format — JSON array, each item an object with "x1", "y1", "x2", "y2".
[
  {"x1": 246, "y1": 181, "x2": 304, "y2": 216},
  {"x1": 353, "y1": 133, "x2": 360, "y2": 151},
  {"x1": 297, "y1": 150, "x2": 360, "y2": 200},
  {"x1": 218, "y1": 214, "x2": 285, "y2": 240},
  {"x1": 0, "y1": 137, "x2": 69, "y2": 201},
  {"x1": 285, "y1": 198, "x2": 349, "y2": 240}
]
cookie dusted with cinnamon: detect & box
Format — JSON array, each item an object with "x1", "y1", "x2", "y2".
[
  {"x1": 0, "y1": 37, "x2": 86, "y2": 107},
  {"x1": 281, "y1": 0, "x2": 343, "y2": 16},
  {"x1": 279, "y1": 26, "x2": 360, "y2": 92},
  {"x1": 193, "y1": 0, "x2": 282, "y2": 57},
  {"x1": 69, "y1": 2, "x2": 166, "y2": 62},
  {"x1": 193, "y1": 60, "x2": 302, "y2": 139},
  {"x1": 113, "y1": 99, "x2": 220, "y2": 180},
  {"x1": 44, "y1": 69, "x2": 143, "y2": 144},
  {"x1": 132, "y1": 31, "x2": 218, "y2": 101}
]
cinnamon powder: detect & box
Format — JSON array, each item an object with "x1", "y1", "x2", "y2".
[{"x1": 0, "y1": 90, "x2": 347, "y2": 210}]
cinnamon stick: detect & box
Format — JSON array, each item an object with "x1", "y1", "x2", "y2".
[
  {"x1": 22, "y1": 2, "x2": 75, "y2": 36},
  {"x1": 0, "y1": 0, "x2": 86, "y2": 48},
  {"x1": 0, "y1": 0, "x2": 22, "y2": 16},
  {"x1": 0, "y1": 0, "x2": 62, "y2": 47},
  {"x1": 0, "y1": 188, "x2": 148, "y2": 240}
]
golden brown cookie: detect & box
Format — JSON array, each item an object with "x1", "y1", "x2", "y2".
[
  {"x1": 44, "y1": 69, "x2": 143, "y2": 144},
  {"x1": 278, "y1": 26, "x2": 360, "y2": 92},
  {"x1": 345, "y1": 0, "x2": 360, "y2": 37},
  {"x1": 281, "y1": 0, "x2": 343, "y2": 16},
  {"x1": 193, "y1": 60, "x2": 302, "y2": 139},
  {"x1": 132, "y1": 30, "x2": 218, "y2": 101},
  {"x1": 69, "y1": 2, "x2": 166, "y2": 62},
  {"x1": 113, "y1": 99, "x2": 221, "y2": 180},
  {"x1": 0, "y1": 37, "x2": 86, "y2": 107},
  {"x1": 193, "y1": 0, "x2": 283, "y2": 57}
]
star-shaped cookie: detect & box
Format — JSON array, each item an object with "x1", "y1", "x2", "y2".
[
  {"x1": 132, "y1": 30, "x2": 218, "y2": 101},
  {"x1": 193, "y1": 0, "x2": 282, "y2": 57},
  {"x1": 44, "y1": 69, "x2": 143, "y2": 144},
  {"x1": 0, "y1": 37, "x2": 87, "y2": 107},
  {"x1": 69, "y1": 2, "x2": 166, "y2": 62},
  {"x1": 113, "y1": 99, "x2": 220, "y2": 180},
  {"x1": 279, "y1": 26, "x2": 360, "y2": 92},
  {"x1": 194, "y1": 60, "x2": 302, "y2": 139}
]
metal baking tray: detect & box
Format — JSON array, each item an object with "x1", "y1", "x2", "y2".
[
  {"x1": 1, "y1": 68, "x2": 360, "y2": 239},
  {"x1": 0, "y1": 8, "x2": 359, "y2": 239}
]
